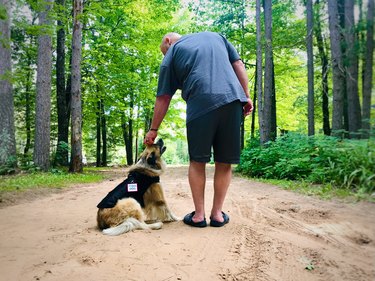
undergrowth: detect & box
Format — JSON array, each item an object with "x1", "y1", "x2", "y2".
[{"x1": 237, "y1": 133, "x2": 375, "y2": 195}]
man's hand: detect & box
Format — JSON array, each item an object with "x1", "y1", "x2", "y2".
[
  {"x1": 144, "y1": 130, "x2": 157, "y2": 145},
  {"x1": 243, "y1": 98, "x2": 254, "y2": 116}
]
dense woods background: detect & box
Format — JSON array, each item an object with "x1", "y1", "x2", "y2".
[{"x1": 0, "y1": 0, "x2": 374, "y2": 191}]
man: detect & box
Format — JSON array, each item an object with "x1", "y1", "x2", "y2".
[{"x1": 144, "y1": 32, "x2": 253, "y2": 227}]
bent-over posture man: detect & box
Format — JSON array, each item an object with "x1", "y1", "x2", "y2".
[{"x1": 144, "y1": 31, "x2": 253, "y2": 227}]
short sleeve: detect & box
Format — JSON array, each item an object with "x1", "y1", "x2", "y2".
[
  {"x1": 157, "y1": 51, "x2": 179, "y2": 97},
  {"x1": 220, "y1": 35, "x2": 241, "y2": 63}
]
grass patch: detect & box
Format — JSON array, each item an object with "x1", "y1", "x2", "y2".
[
  {"x1": 0, "y1": 170, "x2": 106, "y2": 193},
  {"x1": 243, "y1": 175, "x2": 375, "y2": 203}
]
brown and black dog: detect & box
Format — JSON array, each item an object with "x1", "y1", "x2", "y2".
[{"x1": 97, "y1": 139, "x2": 179, "y2": 235}]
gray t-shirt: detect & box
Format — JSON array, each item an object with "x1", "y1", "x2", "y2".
[{"x1": 157, "y1": 32, "x2": 248, "y2": 123}]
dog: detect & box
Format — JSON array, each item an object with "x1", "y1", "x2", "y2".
[{"x1": 96, "y1": 139, "x2": 179, "y2": 235}]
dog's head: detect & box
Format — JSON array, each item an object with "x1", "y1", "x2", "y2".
[{"x1": 132, "y1": 139, "x2": 167, "y2": 176}]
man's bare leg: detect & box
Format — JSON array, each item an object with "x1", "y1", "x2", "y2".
[
  {"x1": 188, "y1": 161, "x2": 206, "y2": 222},
  {"x1": 211, "y1": 162, "x2": 232, "y2": 222}
]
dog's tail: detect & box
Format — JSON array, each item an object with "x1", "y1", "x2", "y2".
[{"x1": 102, "y1": 218, "x2": 163, "y2": 236}]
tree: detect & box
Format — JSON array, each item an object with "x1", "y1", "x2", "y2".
[
  {"x1": 314, "y1": 0, "x2": 330, "y2": 135},
  {"x1": 0, "y1": 0, "x2": 17, "y2": 168},
  {"x1": 328, "y1": 0, "x2": 345, "y2": 136},
  {"x1": 33, "y1": 0, "x2": 53, "y2": 171},
  {"x1": 55, "y1": 0, "x2": 70, "y2": 165},
  {"x1": 256, "y1": 0, "x2": 265, "y2": 145},
  {"x1": 344, "y1": 0, "x2": 361, "y2": 138},
  {"x1": 69, "y1": 0, "x2": 83, "y2": 172},
  {"x1": 306, "y1": 0, "x2": 314, "y2": 136},
  {"x1": 263, "y1": 0, "x2": 276, "y2": 143},
  {"x1": 362, "y1": 0, "x2": 374, "y2": 138}
]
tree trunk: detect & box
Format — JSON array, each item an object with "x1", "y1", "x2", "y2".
[
  {"x1": 96, "y1": 99, "x2": 101, "y2": 167},
  {"x1": 362, "y1": 0, "x2": 374, "y2": 138},
  {"x1": 328, "y1": 0, "x2": 345, "y2": 137},
  {"x1": 271, "y1": 63, "x2": 277, "y2": 138},
  {"x1": 256, "y1": 0, "x2": 265, "y2": 144},
  {"x1": 69, "y1": 0, "x2": 83, "y2": 173},
  {"x1": 337, "y1": 0, "x2": 349, "y2": 135},
  {"x1": 0, "y1": 0, "x2": 16, "y2": 167},
  {"x1": 344, "y1": 0, "x2": 362, "y2": 138},
  {"x1": 263, "y1": 0, "x2": 276, "y2": 143},
  {"x1": 24, "y1": 51, "x2": 33, "y2": 156},
  {"x1": 315, "y1": 0, "x2": 331, "y2": 136},
  {"x1": 306, "y1": 0, "x2": 315, "y2": 136},
  {"x1": 101, "y1": 98, "x2": 107, "y2": 167},
  {"x1": 55, "y1": 0, "x2": 69, "y2": 166},
  {"x1": 34, "y1": 0, "x2": 53, "y2": 171},
  {"x1": 251, "y1": 67, "x2": 257, "y2": 139},
  {"x1": 121, "y1": 113, "x2": 133, "y2": 166}
]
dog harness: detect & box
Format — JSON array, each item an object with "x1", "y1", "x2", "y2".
[{"x1": 97, "y1": 171, "x2": 160, "y2": 209}]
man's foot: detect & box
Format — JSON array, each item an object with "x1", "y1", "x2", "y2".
[
  {"x1": 183, "y1": 211, "x2": 207, "y2": 228},
  {"x1": 210, "y1": 212, "x2": 229, "y2": 227}
]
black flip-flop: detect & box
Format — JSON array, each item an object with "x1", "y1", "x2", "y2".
[
  {"x1": 183, "y1": 211, "x2": 207, "y2": 228},
  {"x1": 210, "y1": 212, "x2": 230, "y2": 227}
]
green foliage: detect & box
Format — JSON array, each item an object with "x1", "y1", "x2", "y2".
[
  {"x1": 0, "y1": 156, "x2": 17, "y2": 175},
  {"x1": 237, "y1": 133, "x2": 375, "y2": 193},
  {"x1": 0, "y1": 4, "x2": 7, "y2": 20},
  {"x1": 0, "y1": 170, "x2": 104, "y2": 192}
]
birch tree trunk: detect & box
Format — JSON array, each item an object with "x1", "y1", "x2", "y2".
[
  {"x1": 344, "y1": 0, "x2": 362, "y2": 138},
  {"x1": 328, "y1": 0, "x2": 345, "y2": 136},
  {"x1": 362, "y1": 0, "x2": 374, "y2": 138},
  {"x1": 306, "y1": 0, "x2": 315, "y2": 136},
  {"x1": 33, "y1": 0, "x2": 53, "y2": 171},
  {"x1": 69, "y1": 0, "x2": 83, "y2": 172},
  {"x1": 0, "y1": 0, "x2": 16, "y2": 168}
]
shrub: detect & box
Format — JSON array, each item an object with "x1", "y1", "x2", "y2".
[{"x1": 237, "y1": 133, "x2": 375, "y2": 193}]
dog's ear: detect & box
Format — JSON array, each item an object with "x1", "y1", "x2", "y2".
[
  {"x1": 156, "y1": 139, "x2": 166, "y2": 155},
  {"x1": 156, "y1": 138, "x2": 164, "y2": 148},
  {"x1": 161, "y1": 146, "x2": 166, "y2": 155}
]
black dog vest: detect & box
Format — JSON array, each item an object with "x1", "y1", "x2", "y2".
[{"x1": 97, "y1": 171, "x2": 160, "y2": 209}]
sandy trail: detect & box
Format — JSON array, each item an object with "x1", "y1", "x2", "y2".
[{"x1": 0, "y1": 165, "x2": 374, "y2": 281}]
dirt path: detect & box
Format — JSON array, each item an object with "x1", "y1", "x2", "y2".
[{"x1": 0, "y1": 165, "x2": 374, "y2": 281}]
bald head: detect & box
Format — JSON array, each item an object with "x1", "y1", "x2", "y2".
[{"x1": 160, "y1": 32, "x2": 182, "y2": 55}]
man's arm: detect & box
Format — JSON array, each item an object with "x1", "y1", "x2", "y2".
[
  {"x1": 232, "y1": 59, "x2": 254, "y2": 116},
  {"x1": 144, "y1": 94, "x2": 172, "y2": 145}
]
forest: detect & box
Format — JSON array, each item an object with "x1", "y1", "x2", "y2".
[{"x1": 0, "y1": 0, "x2": 374, "y2": 193}]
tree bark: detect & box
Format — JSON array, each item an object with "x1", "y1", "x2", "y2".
[
  {"x1": 69, "y1": 0, "x2": 83, "y2": 173},
  {"x1": 55, "y1": 0, "x2": 69, "y2": 165},
  {"x1": 24, "y1": 49, "x2": 33, "y2": 156},
  {"x1": 328, "y1": 0, "x2": 345, "y2": 137},
  {"x1": 306, "y1": 0, "x2": 315, "y2": 136},
  {"x1": 362, "y1": 0, "x2": 374, "y2": 138},
  {"x1": 263, "y1": 0, "x2": 276, "y2": 142},
  {"x1": 33, "y1": 0, "x2": 53, "y2": 171},
  {"x1": 344, "y1": 0, "x2": 362, "y2": 138},
  {"x1": 101, "y1": 98, "x2": 107, "y2": 167},
  {"x1": 256, "y1": 0, "x2": 265, "y2": 144},
  {"x1": 251, "y1": 67, "x2": 257, "y2": 139},
  {"x1": 96, "y1": 99, "x2": 101, "y2": 167},
  {"x1": 121, "y1": 113, "x2": 133, "y2": 166},
  {"x1": 315, "y1": 0, "x2": 331, "y2": 136},
  {"x1": 0, "y1": 0, "x2": 17, "y2": 167}
]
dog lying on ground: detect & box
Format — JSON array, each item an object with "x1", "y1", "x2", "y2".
[{"x1": 97, "y1": 139, "x2": 179, "y2": 235}]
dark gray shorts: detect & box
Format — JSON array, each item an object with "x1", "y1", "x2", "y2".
[{"x1": 186, "y1": 100, "x2": 243, "y2": 164}]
